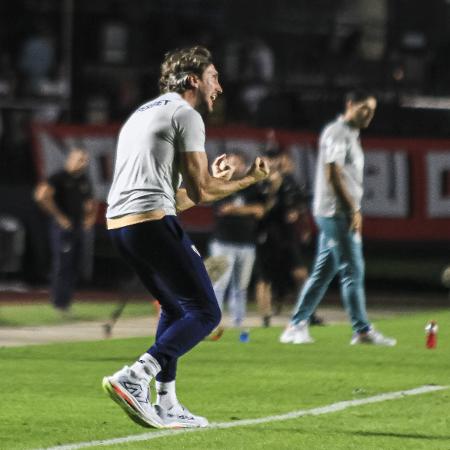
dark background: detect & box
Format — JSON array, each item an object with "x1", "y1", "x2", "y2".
[{"x1": 0, "y1": 0, "x2": 448, "y2": 295}]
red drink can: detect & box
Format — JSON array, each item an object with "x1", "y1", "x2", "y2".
[{"x1": 425, "y1": 320, "x2": 438, "y2": 349}]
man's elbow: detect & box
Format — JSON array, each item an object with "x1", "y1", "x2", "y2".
[{"x1": 197, "y1": 188, "x2": 215, "y2": 204}]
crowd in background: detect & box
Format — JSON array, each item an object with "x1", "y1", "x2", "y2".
[
  {"x1": 3, "y1": 0, "x2": 450, "y2": 185},
  {"x1": 0, "y1": 0, "x2": 449, "y2": 294}
]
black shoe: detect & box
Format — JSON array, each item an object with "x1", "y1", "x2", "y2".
[
  {"x1": 262, "y1": 315, "x2": 271, "y2": 328},
  {"x1": 309, "y1": 313, "x2": 325, "y2": 326}
]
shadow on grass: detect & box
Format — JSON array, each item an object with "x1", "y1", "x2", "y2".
[
  {"x1": 244, "y1": 426, "x2": 450, "y2": 442},
  {"x1": 348, "y1": 430, "x2": 450, "y2": 441}
]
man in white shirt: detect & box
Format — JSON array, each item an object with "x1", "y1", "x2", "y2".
[
  {"x1": 102, "y1": 46, "x2": 269, "y2": 429},
  {"x1": 280, "y1": 90, "x2": 396, "y2": 347}
]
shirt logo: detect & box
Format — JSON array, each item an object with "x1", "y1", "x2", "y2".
[{"x1": 138, "y1": 99, "x2": 171, "y2": 111}]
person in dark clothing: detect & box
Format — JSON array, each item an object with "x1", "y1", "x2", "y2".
[
  {"x1": 256, "y1": 153, "x2": 321, "y2": 327},
  {"x1": 34, "y1": 147, "x2": 98, "y2": 315}
]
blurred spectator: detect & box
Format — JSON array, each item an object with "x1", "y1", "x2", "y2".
[
  {"x1": 243, "y1": 37, "x2": 274, "y2": 83},
  {"x1": 34, "y1": 148, "x2": 98, "y2": 316},
  {"x1": 209, "y1": 153, "x2": 265, "y2": 329},
  {"x1": 100, "y1": 20, "x2": 129, "y2": 64},
  {"x1": 239, "y1": 37, "x2": 275, "y2": 118},
  {"x1": 19, "y1": 22, "x2": 56, "y2": 95},
  {"x1": 255, "y1": 151, "x2": 317, "y2": 327}
]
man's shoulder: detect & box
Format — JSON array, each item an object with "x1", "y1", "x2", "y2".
[
  {"x1": 322, "y1": 117, "x2": 346, "y2": 134},
  {"x1": 125, "y1": 93, "x2": 188, "y2": 123},
  {"x1": 172, "y1": 101, "x2": 202, "y2": 123},
  {"x1": 320, "y1": 118, "x2": 348, "y2": 143}
]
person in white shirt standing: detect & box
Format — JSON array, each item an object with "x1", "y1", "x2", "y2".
[
  {"x1": 102, "y1": 46, "x2": 269, "y2": 429},
  {"x1": 280, "y1": 90, "x2": 396, "y2": 347}
]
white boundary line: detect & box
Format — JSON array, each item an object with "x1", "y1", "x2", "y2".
[{"x1": 35, "y1": 385, "x2": 447, "y2": 450}]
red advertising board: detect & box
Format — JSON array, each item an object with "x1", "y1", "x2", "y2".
[{"x1": 31, "y1": 123, "x2": 450, "y2": 241}]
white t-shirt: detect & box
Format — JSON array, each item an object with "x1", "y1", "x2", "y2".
[
  {"x1": 106, "y1": 92, "x2": 205, "y2": 218},
  {"x1": 313, "y1": 117, "x2": 364, "y2": 217}
]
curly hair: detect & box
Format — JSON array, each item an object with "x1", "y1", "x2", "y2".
[{"x1": 159, "y1": 46, "x2": 213, "y2": 94}]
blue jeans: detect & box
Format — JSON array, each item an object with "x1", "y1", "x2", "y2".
[
  {"x1": 110, "y1": 216, "x2": 221, "y2": 382},
  {"x1": 209, "y1": 240, "x2": 256, "y2": 327},
  {"x1": 291, "y1": 216, "x2": 370, "y2": 333}
]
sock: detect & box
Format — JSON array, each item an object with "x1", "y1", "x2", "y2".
[
  {"x1": 155, "y1": 380, "x2": 178, "y2": 409},
  {"x1": 130, "y1": 353, "x2": 161, "y2": 383}
]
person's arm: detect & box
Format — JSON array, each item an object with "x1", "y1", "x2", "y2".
[
  {"x1": 175, "y1": 188, "x2": 196, "y2": 213},
  {"x1": 180, "y1": 151, "x2": 269, "y2": 205},
  {"x1": 217, "y1": 202, "x2": 265, "y2": 219},
  {"x1": 327, "y1": 162, "x2": 362, "y2": 232},
  {"x1": 83, "y1": 198, "x2": 98, "y2": 229},
  {"x1": 34, "y1": 181, "x2": 72, "y2": 230},
  {"x1": 176, "y1": 153, "x2": 243, "y2": 213}
]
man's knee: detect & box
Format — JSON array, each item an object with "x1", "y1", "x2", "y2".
[
  {"x1": 203, "y1": 302, "x2": 222, "y2": 332},
  {"x1": 340, "y1": 262, "x2": 364, "y2": 286}
]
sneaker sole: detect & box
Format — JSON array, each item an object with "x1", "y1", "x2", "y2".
[
  {"x1": 280, "y1": 334, "x2": 314, "y2": 344},
  {"x1": 279, "y1": 334, "x2": 295, "y2": 343},
  {"x1": 102, "y1": 377, "x2": 164, "y2": 429},
  {"x1": 164, "y1": 420, "x2": 209, "y2": 429},
  {"x1": 350, "y1": 341, "x2": 397, "y2": 346}
]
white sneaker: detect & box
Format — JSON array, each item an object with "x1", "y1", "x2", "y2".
[
  {"x1": 280, "y1": 320, "x2": 314, "y2": 344},
  {"x1": 102, "y1": 366, "x2": 164, "y2": 428},
  {"x1": 279, "y1": 324, "x2": 297, "y2": 343},
  {"x1": 156, "y1": 403, "x2": 209, "y2": 428},
  {"x1": 350, "y1": 328, "x2": 397, "y2": 346}
]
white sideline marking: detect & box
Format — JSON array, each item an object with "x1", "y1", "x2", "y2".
[{"x1": 36, "y1": 385, "x2": 447, "y2": 450}]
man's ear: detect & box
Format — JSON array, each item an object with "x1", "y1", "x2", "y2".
[{"x1": 187, "y1": 74, "x2": 200, "y2": 89}]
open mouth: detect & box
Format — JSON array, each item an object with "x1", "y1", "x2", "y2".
[{"x1": 210, "y1": 94, "x2": 217, "y2": 102}]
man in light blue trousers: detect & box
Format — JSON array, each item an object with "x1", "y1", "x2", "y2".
[{"x1": 280, "y1": 90, "x2": 396, "y2": 346}]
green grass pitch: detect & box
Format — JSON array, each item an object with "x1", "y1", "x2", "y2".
[{"x1": 1, "y1": 310, "x2": 449, "y2": 450}]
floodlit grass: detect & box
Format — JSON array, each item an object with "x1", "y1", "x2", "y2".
[
  {"x1": 0, "y1": 301, "x2": 156, "y2": 326},
  {"x1": 1, "y1": 310, "x2": 449, "y2": 450}
]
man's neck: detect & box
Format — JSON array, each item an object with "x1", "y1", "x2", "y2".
[
  {"x1": 342, "y1": 114, "x2": 359, "y2": 130},
  {"x1": 180, "y1": 90, "x2": 197, "y2": 109}
]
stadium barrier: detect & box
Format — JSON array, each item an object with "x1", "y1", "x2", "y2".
[{"x1": 31, "y1": 123, "x2": 450, "y2": 241}]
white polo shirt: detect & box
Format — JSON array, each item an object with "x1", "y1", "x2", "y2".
[
  {"x1": 313, "y1": 117, "x2": 364, "y2": 217},
  {"x1": 106, "y1": 92, "x2": 205, "y2": 218}
]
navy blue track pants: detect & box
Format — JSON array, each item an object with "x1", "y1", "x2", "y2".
[
  {"x1": 50, "y1": 221, "x2": 82, "y2": 310},
  {"x1": 109, "y1": 216, "x2": 221, "y2": 382}
]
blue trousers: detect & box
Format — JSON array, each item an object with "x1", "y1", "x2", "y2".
[
  {"x1": 209, "y1": 240, "x2": 256, "y2": 327},
  {"x1": 291, "y1": 216, "x2": 370, "y2": 333},
  {"x1": 50, "y1": 221, "x2": 82, "y2": 310},
  {"x1": 110, "y1": 216, "x2": 221, "y2": 382}
]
